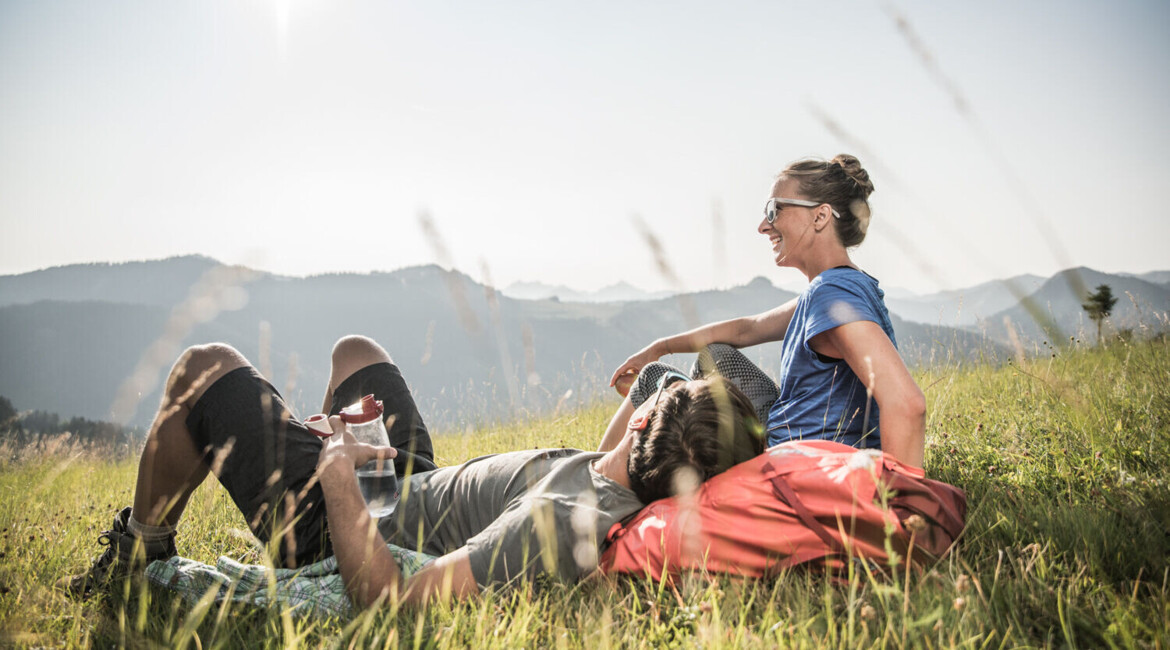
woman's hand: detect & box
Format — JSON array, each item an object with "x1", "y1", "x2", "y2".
[
  {"x1": 316, "y1": 415, "x2": 398, "y2": 477},
  {"x1": 609, "y1": 343, "x2": 663, "y2": 387}
]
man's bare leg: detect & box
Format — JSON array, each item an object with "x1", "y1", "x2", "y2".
[
  {"x1": 320, "y1": 335, "x2": 394, "y2": 414},
  {"x1": 318, "y1": 335, "x2": 436, "y2": 477},
  {"x1": 64, "y1": 343, "x2": 250, "y2": 597},
  {"x1": 132, "y1": 343, "x2": 250, "y2": 527}
]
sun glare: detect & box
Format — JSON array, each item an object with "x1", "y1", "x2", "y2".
[{"x1": 272, "y1": 0, "x2": 292, "y2": 56}]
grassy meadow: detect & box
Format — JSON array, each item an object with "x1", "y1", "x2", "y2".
[{"x1": 0, "y1": 338, "x2": 1167, "y2": 648}]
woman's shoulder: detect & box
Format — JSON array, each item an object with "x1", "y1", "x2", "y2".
[
  {"x1": 803, "y1": 268, "x2": 894, "y2": 339},
  {"x1": 808, "y1": 267, "x2": 882, "y2": 298}
]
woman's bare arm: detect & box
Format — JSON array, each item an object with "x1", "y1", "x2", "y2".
[
  {"x1": 608, "y1": 298, "x2": 798, "y2": 386},
  {"x1": 812, "y1": 321, "x2": 926, "y2": 468}
]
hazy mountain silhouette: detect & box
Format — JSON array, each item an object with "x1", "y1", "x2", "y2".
[
  {"x1": 880, "y1": 286, "x2": 920, "y2": 300},
  {"x1": 979, "y1": 267, "x2": 1170, "y2": 344},
  {"x1": 1122, "y1": 270, "x2": 1170, "y2": 288},
  {"x1": 501, "y1": 281, "x2": 580, "y2": 301},
  {"x1": 0, "y1": 256, "x2": 228, "y2": 308},
  {"x1": 3, "y1": 258, "x2": 1163, "y2": 429},
  {"x1": 502, "y1": 280, "x2": 675, "y2": 303},
  {"x1": 884, "y1": 274, "x2": 1046, "y2": 327},
  {"x1": 0, "y1": 300, "x2": 169, "y2": 424}
]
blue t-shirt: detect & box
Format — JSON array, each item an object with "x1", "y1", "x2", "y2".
[{"x1": 764, "y1": 267, "x2": 897, "y2": 449}]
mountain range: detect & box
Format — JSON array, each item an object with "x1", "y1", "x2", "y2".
[
  {"x1": 502, "y1": 280, "x2": 675, "y2": 303},
  {"x1": 1, "y1": 257, "x2": 1166, "y2": 430}
]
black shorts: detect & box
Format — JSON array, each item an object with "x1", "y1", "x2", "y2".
[{"x1": 185, "y1": 362, "x2": 437, "y2": 568}]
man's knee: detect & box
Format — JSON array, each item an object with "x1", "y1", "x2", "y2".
[
  {"x1": 167, "y1": 343, "x2": 249, "y2": 407},
  {"x1": 703, "y1": 343, "x2": 739, "y2": 364},
  {"x1": 705, "y1": 343, "x2": 737, "y2": 356},
  {"x1": 331, "y1": 336, "x2": 392, "y2": 378},
  {"x1": 629, "y1": 361, "x2": 678, "y2": 408},
  {"x1": 694, "y1": 343, "x2": 741, "y2": 377}
]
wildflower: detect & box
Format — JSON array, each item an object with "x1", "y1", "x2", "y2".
[
  {"x1": 861, "y1": 605, "x2": 876, "y2": 620},
  {"x1": 953, "y1": 597, "x2": 966, "y2": 611},
  {"x1": 955, "y1": 574, "x2": 970, "y2": 593},
  {"x1": 904, "y1": 515, "x2": 927, "y2": 533}
]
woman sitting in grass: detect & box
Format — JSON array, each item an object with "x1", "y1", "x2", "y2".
[{"x1": 602, "y1": 154, "x2": 925, "y2": 469}]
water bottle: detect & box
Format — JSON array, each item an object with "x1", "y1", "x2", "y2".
[{"x1": 339, "y1": 394, "x2": 399, "y2": 518}]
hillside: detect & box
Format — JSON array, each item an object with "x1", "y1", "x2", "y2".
[
  {"x1": 884, "y1": 274, "x2": 1046, "y2": 327},
  {"x1": 1124, "y1": 270, "x2": 1170, "y2": 286},
  {"x1": 501, "y1": 280, "x2": 675, "y2": 303},
  {"x1": 979, "y1": 267, "x2": 1170, "y2": 343},
  {"x1": 6, "y1": 258, "x2": 1167, "y2": 428},
  {"x1": 0, "y1": 256, "x2": 227, "y2": 308}
]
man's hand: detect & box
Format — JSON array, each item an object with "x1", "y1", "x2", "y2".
[
  {"x1": 316, "y1": 415, "x2": 397, "y2": 478},
  {"x1": 314, "y1": 415, "x2": 480, "y2": 610}
]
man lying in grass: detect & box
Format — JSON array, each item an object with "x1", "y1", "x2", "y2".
[{"x1": 63, "y1": 335, "x2": 763, "y2": 609}]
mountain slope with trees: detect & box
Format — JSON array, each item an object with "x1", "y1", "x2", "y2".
[{"x1": 2, "y1": 258, "x2": 1164, "y2": 428}]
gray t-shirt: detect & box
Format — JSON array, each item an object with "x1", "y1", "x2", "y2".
[{"x1": 378, "y1": 448, "x2": 644, "y2": 588}]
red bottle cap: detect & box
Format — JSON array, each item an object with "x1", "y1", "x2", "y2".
[
  {"x1": 304, "y1": 414, "x2": 333, "y2": 438},
  {"x1": 339, "y1": 394, "x2": 385, "y2": 424}
]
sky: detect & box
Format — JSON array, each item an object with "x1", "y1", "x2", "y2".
[{"x1": 1, "y1": 0, "x2": 1168, "y2": 295}]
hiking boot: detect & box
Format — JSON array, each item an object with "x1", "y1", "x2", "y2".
[{"x1": 61, "y1": 507, "x2": 176, "y2": 599}]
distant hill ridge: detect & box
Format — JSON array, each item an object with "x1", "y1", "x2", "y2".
[
  {"x1": 0, "y1": 256, "x2": 228, "y2": 307},
  {"x1": 978, "y1": 267, "x2": 1170, "y2": 343},
  {"x1": 1, "y1": 257, "x2": 1166, "y2": 427},
  {"x1": 502, "y1": 280, "x2": 676, "y2": 303},
  {"x1": 883, "y1": 274, "x2": 1047, "y2": 327}
]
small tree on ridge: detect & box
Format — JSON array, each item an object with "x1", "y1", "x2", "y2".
[
  {"x1": 0, "y1": 396, "x2": 15, "y2": 424},
  {"x1": 1082, "y1": 284, "x2": 1118, "y2": 345}
]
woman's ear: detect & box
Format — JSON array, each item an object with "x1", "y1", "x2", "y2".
[{"x1": 814, "y1": 208, "x2": 831, "y2": 230}]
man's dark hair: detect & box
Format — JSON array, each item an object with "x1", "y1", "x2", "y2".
[{"x1": 626, "y1": 377, "x2": 764, "y2": 504}]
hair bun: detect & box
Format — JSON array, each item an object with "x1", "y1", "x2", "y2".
[
  {"x1": 831, "y1": 154, "x2": 875, "y2": 198},
  {"x1": 780, "y1": 154, "x2": 874, "y2": 247}
]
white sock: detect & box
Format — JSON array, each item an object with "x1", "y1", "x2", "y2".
[{"x1": 127, "y1": 513, "x2": 176, "y2": 544}]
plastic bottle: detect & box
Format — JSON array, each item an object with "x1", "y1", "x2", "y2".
[{"x1": 339, "y1": 394, "x2": 399, "y2": 517}]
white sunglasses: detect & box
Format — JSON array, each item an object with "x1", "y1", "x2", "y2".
[
  {"x1": 763, "y1": 197, "x2": 841, "y2": 224},
  {"x1": 629, "y1": 370, "x2": 691, "y2": 431}
]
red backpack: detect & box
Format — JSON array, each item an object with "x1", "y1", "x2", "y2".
[{"x1": 599, "y1": 440, "x2": 966, "y2": 580}]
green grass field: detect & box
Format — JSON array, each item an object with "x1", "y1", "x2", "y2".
[{"x1": 1, "y1": 339, "x2": 1167, "y2": 648}]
